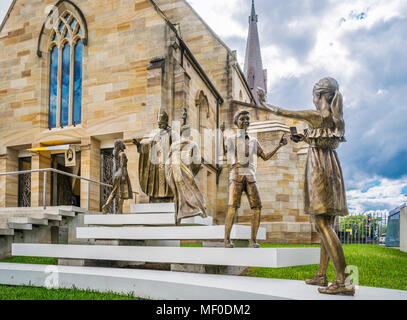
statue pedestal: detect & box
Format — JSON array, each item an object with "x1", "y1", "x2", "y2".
[{"x1": 58, "y1": 239, "x2": 180, "y2": 268}]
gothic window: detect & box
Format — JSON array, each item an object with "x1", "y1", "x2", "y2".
[
  {"x1": 195, "y1": 91, "x2": 214, "y2": 164},
  {"x1": 196, "y1": 91, "x2": 210, "y2": 133},
  {"x1": 47, "y1": 11, "x2": 85, "y2": 128}
]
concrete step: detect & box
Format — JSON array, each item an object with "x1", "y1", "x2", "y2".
[
  {"x1": 76, "y1": 225, "x2": 264, "y2": 241},
  {"x1": 57, "y1": 206, "x2": 87, "y2": 213},
  {"x1": 12, "y1": 244, "x2": 319, "y2": 268},
  {"x1": 8, "y1": 217, "x2": 48, "y2": 226},
  {"x1": 8, "y1": 223, "x2": 32, "y2": 231},
  {"x1": 2, "y1": 212, "x2": 62, "y2": 221},
  {"x1": 57, "y1": 210, "x2": 76, "y2": 217},
  {"x1": 84, "y1": 214, "x2": 212, "y2": 226},
  {"x1": 130, "y1": 203, "x2": 175, "y2": 214},
  {"x1": 0, "y1": 206, "x2": 84, "y2": 217},
  {"x1": 1, "y1": 263, "x2": 406, "y2": 300},
  {"x1": 0, "y1": 227, "x2": 14, "y2": 236}
]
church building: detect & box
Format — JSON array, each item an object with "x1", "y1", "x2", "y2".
[{"x1": 0, "y1": 0, "x2": 316, "y2": 244}]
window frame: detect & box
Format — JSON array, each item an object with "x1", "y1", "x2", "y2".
[{"x1": 47, "y1": 10, "x2": 85, "y2": 129}]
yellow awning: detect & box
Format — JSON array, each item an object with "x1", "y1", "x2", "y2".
[{"x1": 27, "y1": 144, "x2": 71, "y2": 152}]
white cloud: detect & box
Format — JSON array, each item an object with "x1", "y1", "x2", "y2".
[
  {"x1": 188, "y1": 0, "x2": 247, "y2": 39},
  {"x1": 347, "y1": 177, "x2": 407, "y2": 213}
]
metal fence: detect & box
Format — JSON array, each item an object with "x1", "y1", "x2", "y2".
[
  {"x1": 335, "y1": 212, "x2": 388, "y2": 245},
  {"x1": 0, "y1": 168, "x2": 138, "y2": 211}
]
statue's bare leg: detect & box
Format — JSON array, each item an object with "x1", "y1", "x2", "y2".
[
  {"x1": 250, "y1": 208, "x2": 261, "y2": 248},
  {"x1": 314, "y1": 215, "x2": 354, "y2": 295},
  {"x1": 314, "y1": 215, "x2": 346, "y2": 282},
  {"x1": 306, "y1": 215, "x2": 329, "y2": 286},
  {"x1": 102, "y1": 187, "x2": 117, "y2": 214},
  {"x1": 225, "y1": 206, "x2": 238, "y2": 248},
  {"x1": 117, "y1": 198, "x2": 124, "y2": 214}
]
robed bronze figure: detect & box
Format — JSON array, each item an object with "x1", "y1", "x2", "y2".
[
  {"x1": 102, "y1": 139, "x2": 133, "y2": 214},
  {"x1": 133, "y1": 110, "x2": 178, "y2": 202},
  {"x1": 224, "y1": 110, "x2": 287, "y2": 248},
  {"x1": 259, "y1": 77, "x2": 355, "y2": 296},
  {"x1": 165, "y1": 125, "x2": 207, "y2": 225}
]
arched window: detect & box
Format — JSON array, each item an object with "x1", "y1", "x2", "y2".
[
  {"x1": 47, "y1": 11, "x2": 85, "y2": 129},
  {"x1": 195, "y1": 91, "x2": 214, "y2": 164},
  {"x1": 196, "y1": 91, "x2": 210, "y2": 133}
]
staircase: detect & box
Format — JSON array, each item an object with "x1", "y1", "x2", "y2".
[
  {"x1": 0, "y1": 206, "x2": 85, "y2": 258},
  {"x1": 5, "y1": 203, "x2": 404, "y2": 300}
]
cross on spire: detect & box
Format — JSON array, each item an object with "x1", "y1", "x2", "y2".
[{"x1": 244, "y1": 0, "x2": 267, "y2": 104}]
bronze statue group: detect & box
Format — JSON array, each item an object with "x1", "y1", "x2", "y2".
[{"x1": 103, "y1": 77, "x2": 355, "y2": 296}]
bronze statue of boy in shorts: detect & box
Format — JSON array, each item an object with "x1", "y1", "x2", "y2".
[{"x1": 224, "y1": 110, "x2": 287, "y2": 248}]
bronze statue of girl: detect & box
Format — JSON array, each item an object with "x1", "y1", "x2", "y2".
[
  {"x1": 102, "y1": 139, "x2": 133, "y2": 214},
  {"x1": 259, "y1": 77, "x2": 355, "y2": 296}
]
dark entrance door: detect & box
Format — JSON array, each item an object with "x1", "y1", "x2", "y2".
[
  {"x1": 18, "y1": 157, "x2": 31, "y2": 207},
  {"x1": 100, "y1": 148, "x2": 114, "y2": 213},
  {"x1": 51, "y1": 153, "x2": 81, "y2": 206}
]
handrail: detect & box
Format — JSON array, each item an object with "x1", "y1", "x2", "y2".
[{"x1": 0, "y1": 168, "x2": 138, "y2": 210}]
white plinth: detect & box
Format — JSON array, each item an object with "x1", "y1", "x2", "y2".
[
  {"x1": 76, "y1": 225, "x2": 265, "y2": 240},
  {"x1": 0, "y1": 263, "x2": 406, "y2": 300},
  {"x1": 12, "y1": 244, "x2": 319, "y2": 268},
  {"x1": 84, "y1": 214, "x2": 212, "y2": 226},
  {"x1": 130, "y1": 203, "x2": 175, "y2": 213}
]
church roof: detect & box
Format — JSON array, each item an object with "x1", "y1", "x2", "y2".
[{"x1": 244, "y1": 0, "x2": 267, "y2": 104}]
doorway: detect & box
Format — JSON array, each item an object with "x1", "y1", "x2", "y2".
[
  {"x1": 18, "y1": 157, "x2": 31, "y2": 207},
  {"x1": 100, "y1": 148, "x2": 114, "y2": 213},
  {"x1": 51, "y1": 152, "x2": 81, "y2": 206}
]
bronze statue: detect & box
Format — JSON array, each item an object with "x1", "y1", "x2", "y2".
[
  {"x1": 133, "y1": 110, "x2": 178, "y2": 202},
  {"x1": 102, "y1": 139, "x2": 133, "y2": 215},
  {"x1": 223, "y1": 110, "x2": 287, "y2": 248},
  {"x1": 258, "y1": 77, "x2": 355, "y2": 296},
  {"x1": 165, "y1": 125, "x2": 207, "y2": 226}
]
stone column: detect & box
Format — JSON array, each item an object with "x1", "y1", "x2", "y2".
[
  {"x1": 31, "y1": 150, "x2": 51, "y2": 207},
  {"x1": 147, "y1": 57, "x2": 166, "y2": 126},
  {"x1": 401, "y1": 206, "x2": 407, "y2": 253},
  {"x1": 0, "y1": 148, "x2": 19, "y2": 207},
  {"x1": 80, "y1": 137, "x2": 101, "y2": 211}
]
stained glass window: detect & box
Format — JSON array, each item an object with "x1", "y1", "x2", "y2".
[
  {"x1": 70, "y1": 19, "x2": 77, "y2": 31},
  {"x1": 73, "y1": 40, "x2": 83, "y2": 125},
  {"x1": 61, "y1": 43, "x2": 70, "y2": 126},
  {"x1": 49, "y1": 46, "x2": 58, "y2": 129},
  {"x1": 48, "y1": 11, "x2": 85, "y2": 128},
  {"x1": 58, "y1": 21, "x2": 64, "y2": 33}
]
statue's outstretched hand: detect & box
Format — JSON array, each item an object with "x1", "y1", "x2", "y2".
[{"x1": 279, "y1": 134, "x2": 288, "y2": 147}]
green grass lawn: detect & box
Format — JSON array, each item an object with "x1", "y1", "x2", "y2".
[
  {"x1": 0, "y1": 286, "x2": 141, "y2": 300},
  {"x1": 245, "y1": 244, "x2": 407, "y2": 291},
  {"x1": 0, "y1": 244, "x2": 406, "y2": 299},
  {"x1": 0, "y1": 256, "x2": 140, "y2": 300}
]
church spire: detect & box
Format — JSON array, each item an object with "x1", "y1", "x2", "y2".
[
  {"x1": 250, "y1": 0, "x2": 258, "y2": 22},
  {"x1": 244, "y1": 0, "x2": 267, "y2": 104}
]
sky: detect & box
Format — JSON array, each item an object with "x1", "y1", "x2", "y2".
[{"x1": 1, "y1": 0, "x2": 407, "y2": 214}]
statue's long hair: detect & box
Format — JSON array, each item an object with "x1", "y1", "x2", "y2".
[{"x1": 313, "y1": 77, "x2": 345, "y2": 137}]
